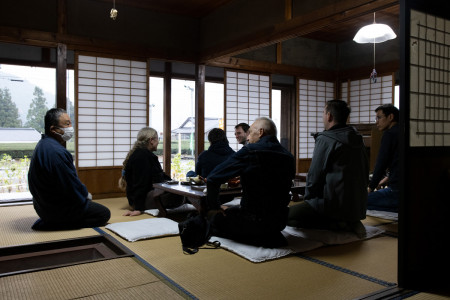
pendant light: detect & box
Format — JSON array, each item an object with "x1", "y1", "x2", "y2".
[{"x1": 353, "y1": 12, "x2": 396, "y2": 82}]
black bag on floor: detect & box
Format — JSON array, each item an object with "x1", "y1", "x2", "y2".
[{"x1": 178, "y1": 213, "x2": 220, "y2": 254}]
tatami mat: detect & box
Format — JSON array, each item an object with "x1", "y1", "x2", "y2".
[
  {"x1": 120, "y1": 235, "x2": 386, "y2": 300},
  {"x1": 0, "y1": 257, "x2": 186, "y2": 300},
  {"x1": 303, "y1": 235, "x2": 398, "y2": 284},
  {"x1": 407, "y1": 292, "x2": 450, "y2": 299},
  {"x1": 0, "y1": 198, "x2": 408, "y2": 299},
  {"x1": 0, "y1": 204, "x2": 99, "y2": 247},
  {"x1": 100, "y1": 197, "x2": 152, "y2": 224}
]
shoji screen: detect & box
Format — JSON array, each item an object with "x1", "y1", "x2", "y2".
[
  {"x1": 77, "y1": 55, "x2": 148, "y2": 168},
  {"x1": 225, "y1": 70, "x2": 271, "y2": 151},
  {"x1": 298, "y1": 79, "x2": 334, "y2": 159},
  {"x1": 341, "y1": 75, "x2": 394, "y2": 124}
]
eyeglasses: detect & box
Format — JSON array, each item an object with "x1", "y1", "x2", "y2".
[{"x1": 374, "y1": 115, "x2": 385, "y2": 122}]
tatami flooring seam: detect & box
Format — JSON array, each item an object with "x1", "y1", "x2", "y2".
[
  {"x1": 93, "y1": 227, "x2": 198, "y2": 300},
  {"x1": 94, "y1": 226, "x2": 399, "y2": 299},
  {"x1": 294, "y1": 252, "x2": 397, "y2": 288}
]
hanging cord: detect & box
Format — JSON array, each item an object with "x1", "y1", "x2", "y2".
[{"x1": 370, "y1": 12, "x2": 378, "y2": 83}]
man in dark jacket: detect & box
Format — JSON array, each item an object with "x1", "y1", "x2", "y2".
[
  {"x1": 28, "y1": 108, "x2": 111, "y2": 230},
  {"x1": 205, "y1": 117, "x2": 295, "y2": 247},
  {"x1": 367, "y1": 104, "x2": 399, "y2": 212},
  {"x1": 287, "y1": 100, "x2": 368, "y2": 237},
  {"x1": 195, "y1": 128, "x2": 234, "y2": 178}
]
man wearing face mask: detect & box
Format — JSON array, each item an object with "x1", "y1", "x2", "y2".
[{"x1": 28, "y1": 108, "x2": 110, "y2": 230}]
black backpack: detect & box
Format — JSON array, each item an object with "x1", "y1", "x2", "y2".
[{"x1": 178, "y1": 213, "x2": 220, "y2": 254}]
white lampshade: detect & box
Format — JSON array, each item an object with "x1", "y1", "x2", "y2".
[{"x1": 353, "y1": 23, "x2": 397, "y2": 43}]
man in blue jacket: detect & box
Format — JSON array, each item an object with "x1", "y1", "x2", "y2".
[
  {"x1": 28, "y1": 108, "x2": 110, "y2": 230},
  {"x1": 287, "y1": 100, "x2": 368, "y2": 237},
  {"x1": 205, "y1": 117, "x2": 295, "y2": 247}
]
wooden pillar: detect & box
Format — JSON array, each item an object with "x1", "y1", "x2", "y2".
[
  {"x1": 56, "y1": 44, "x2": 67, "y2": 110},
  {"x1": 195, "y1": 64, "x2": 205, "y2": 161},
  {"x1": 56, "y1": 0, "x2": 67, "y2": 109},
  {"x1": 163, "y1": 62, "x2": 172, "y2": 174}
]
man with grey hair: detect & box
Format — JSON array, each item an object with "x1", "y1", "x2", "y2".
[
  {"x1": 28, "y1": 108, "x2": 111, "y2": 230},
  {"x1": 204, "y1": 117, "x2": 295, "y2": 247}
]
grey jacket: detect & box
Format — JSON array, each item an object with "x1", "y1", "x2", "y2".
[{"x1": 305, "y1": 125, "x2": 369, "y2": 222}]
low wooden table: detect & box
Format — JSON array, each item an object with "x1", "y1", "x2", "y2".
[{"x1": 153, "y1": 182, "x2": 242, "y2": 213}]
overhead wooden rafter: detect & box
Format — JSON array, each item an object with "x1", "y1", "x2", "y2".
[{"x1": 201, "y1": 0, "x2": 399, "y2": 63}]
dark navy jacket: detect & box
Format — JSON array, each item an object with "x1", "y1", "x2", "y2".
[
  {"x1": 195, "y1": 140, "x2": 234, "y2": 178},
  {"x1": 28, "y1": 134, "x2": 89, "y2": 222},
  {"x1": 207, "y1": 135, "x2": 295, "y2": 226}
]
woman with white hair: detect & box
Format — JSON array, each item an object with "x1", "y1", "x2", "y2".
[{"x1": 119, "y1": 127, "x2": 182, "y2": 217}]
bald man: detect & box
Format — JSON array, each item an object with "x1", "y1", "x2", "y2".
[{"x1": 205, "y1": 117, "x2": 295, "y2": 247}]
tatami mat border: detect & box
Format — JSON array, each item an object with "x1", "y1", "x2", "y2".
[
  {"x1": 380, "y1": 231, "x2": 398, "y2": 238},
  {"x1": 94, "y1": 224, "x2": 397, "y2": 292},
  {"x1": 374, "y1": 222, "x2": 398, "y2": 238},
  {"x1": 93, "y1": 227, "x2": 198, "y2": 300},
  {"x1": 295, "y1": 253, "x2": 397, "y2": 288}
]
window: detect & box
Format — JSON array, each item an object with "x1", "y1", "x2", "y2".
[
  {"x1": 298, "y1": 79, "x2": 334, "y2": 159},
  {"x1": 394, "y1": 85, "x2": 400, "y2": 109},
  {"x1": 271, "y1": 89, "x2": 281, "y2": 141},
  {"x1": 0, "y1": 64, "x2": 58, "y2": 198},
  {"x1": 77, "y1": 54, "x2": 147, "y2": 168},
  {"x1": 149, "y1": 77, "x2": 164, "y2": 166},
  {"x1": 225, "y1": 70, "x2": 271, "y2": 151},
  {"x1": 170, "y1": 79, "x2": 196, "y2": 180},
  {"x1": 341, "y1": 75, "x2": 394, "y2": 124}
]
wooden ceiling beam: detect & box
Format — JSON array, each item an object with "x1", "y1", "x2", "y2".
[
  {"x1": 200, "y1": 0, "x2": 398, "y2": 63},
  {"x1": 208, "y1": 56, "x2": 335, "y2": 82},
  {"x1": 0, "y1": 25, "x2": 197, "y2": 62},
  {"x1": 94, "y1": 0, "x2": 232, "y2": 18}
]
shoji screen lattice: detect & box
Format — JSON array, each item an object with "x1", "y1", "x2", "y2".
[
  {"x1": 298, "y1": 79, "x2": 335, "y2": 159},
  {"x1": 77, "y1": 55, "x2": 148, "y2": 167},
  {"x1": 410, "y1": 10, "x2": 450, "y2": 146},
  {"x1": 225, "y1": 70, "x2": 271, "y2": 151},
  {"x1": 341, "y1": 75, "x2": 394, "y2": 124}
]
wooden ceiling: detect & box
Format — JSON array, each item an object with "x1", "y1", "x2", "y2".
[
  {"x1": 303, "y1": 5, "x2": 400, "y2": 43},
  {"x1": 91, "y1": 0, "x2": 400, "y2": 62},
  {"x1": 109, "y1": 0, "x2": 235, "y2": 18},
  {"x1": 110, "y1": 0, "x2": 399, "y2": 44}
]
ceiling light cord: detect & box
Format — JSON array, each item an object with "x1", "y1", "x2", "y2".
[{"x1": 371, "y1": 13, "x2": 377, "y2": 83}]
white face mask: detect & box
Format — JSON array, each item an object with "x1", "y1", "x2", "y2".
[{"x1": 55, "y1": 126, "x2": 74, "y2": 141}]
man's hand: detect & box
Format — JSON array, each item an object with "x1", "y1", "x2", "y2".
[
  {"x1": 377, "y1": 176, "x2": 389, "y2": 190},
  {"x1": 367, "y1": 187, "x2": 373, "y2": 194},
  {"x1": 122, "y1": 210, "x2": 142, "y2": 216}
]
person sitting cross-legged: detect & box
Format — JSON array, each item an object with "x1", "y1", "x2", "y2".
[
  {"x1": 367, "y1": 104, "x2": 400, "y2": 213},
  {"x1": 287, "y1": 100, "x2": 369, "y2": 238},
  {"x1": 204, "y1": 117, "x2": 295, "y2": 248}
]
